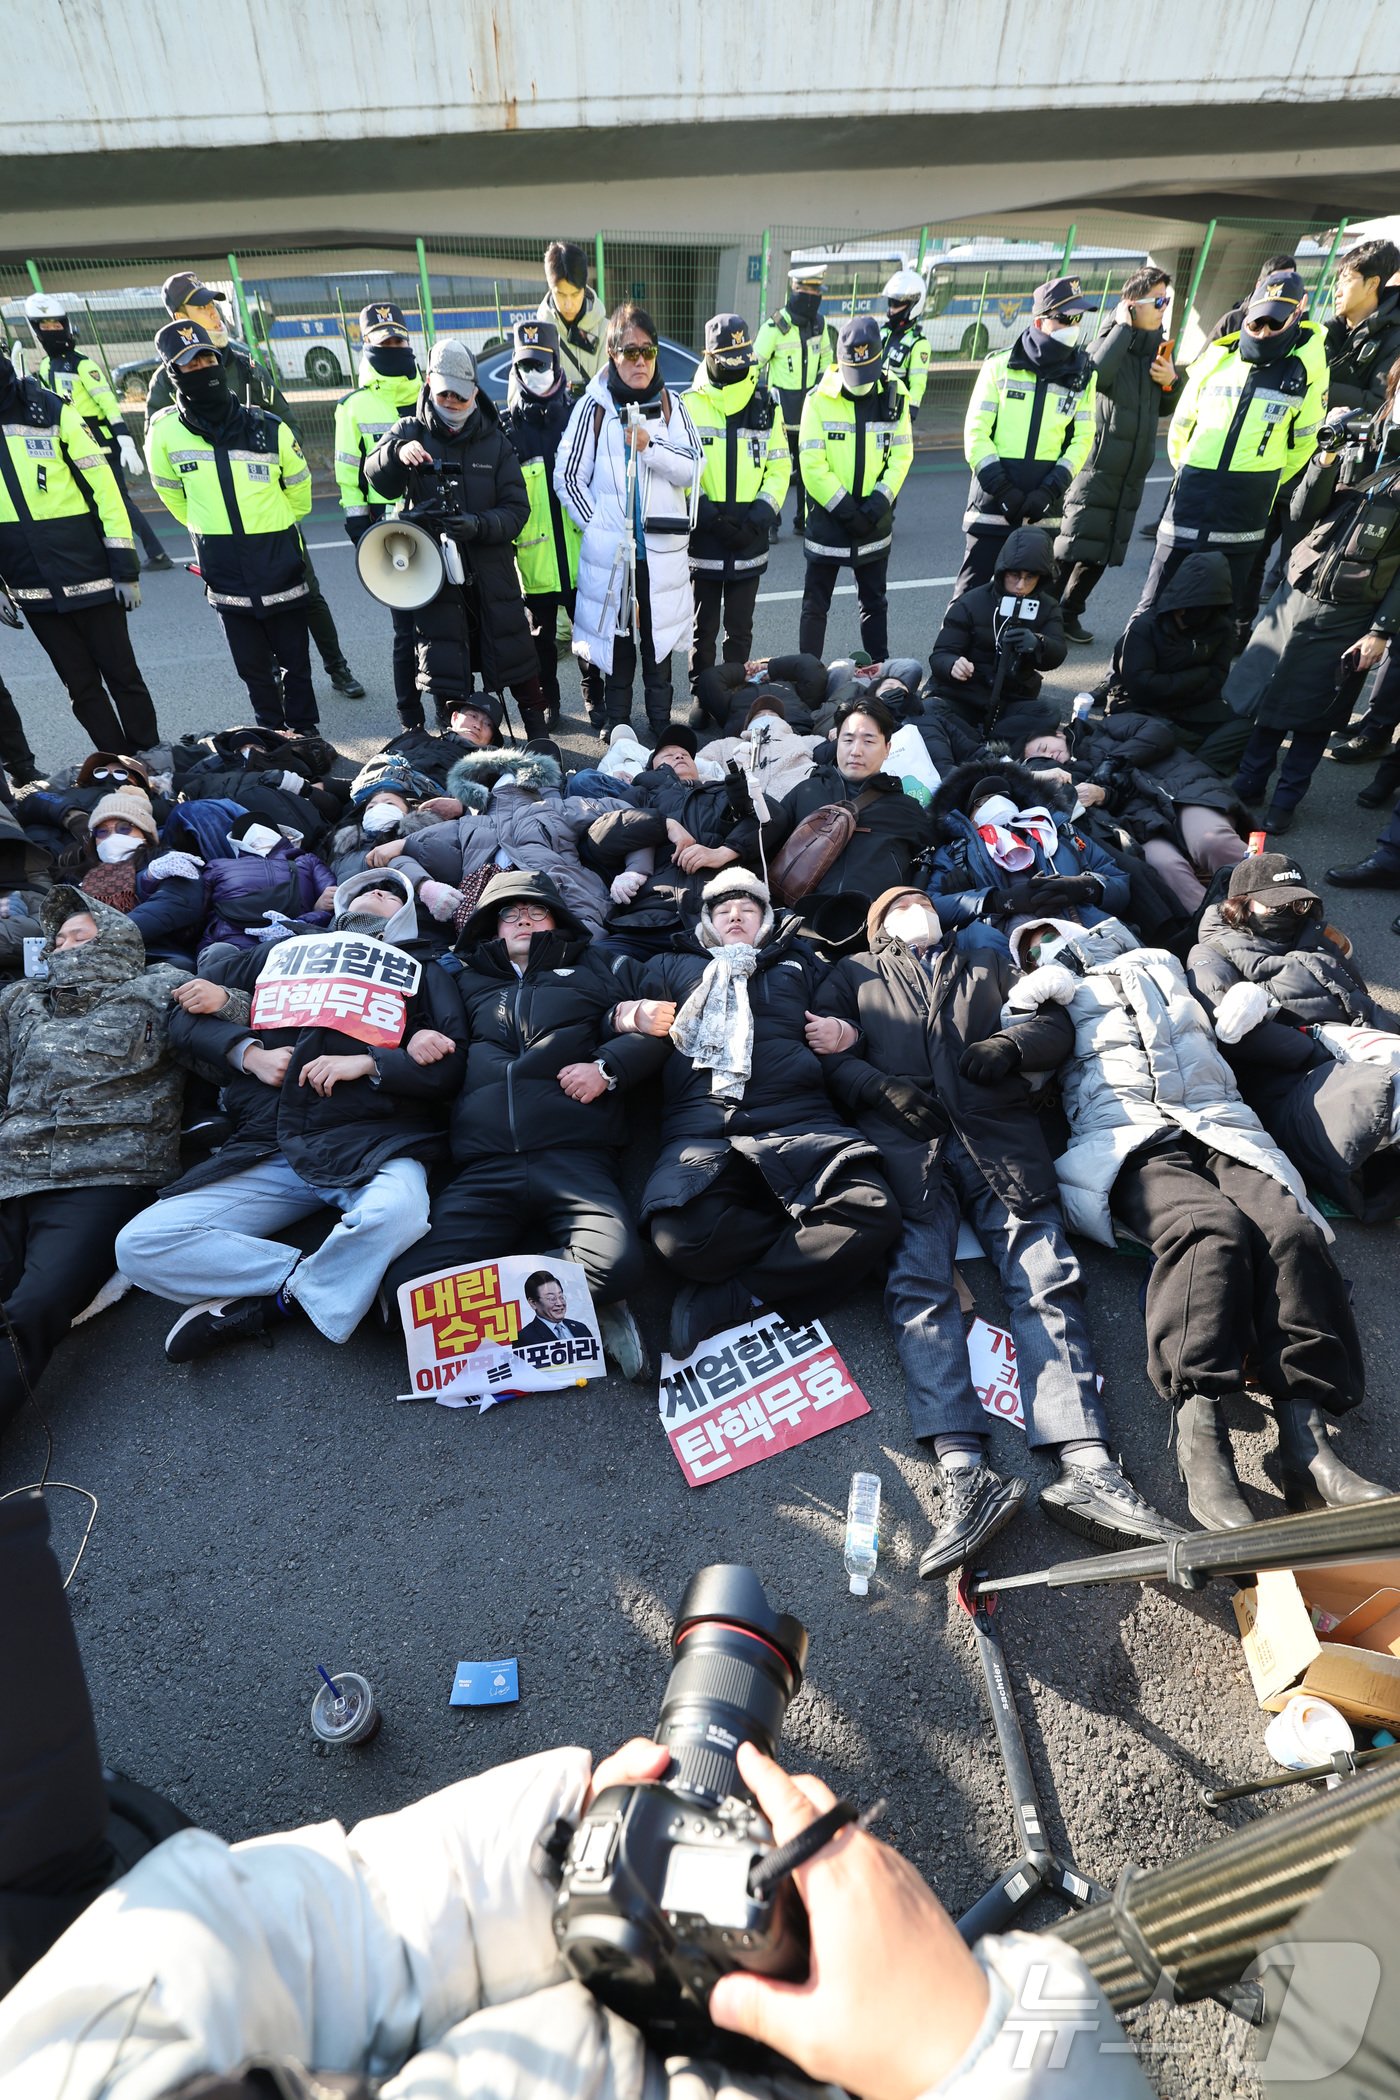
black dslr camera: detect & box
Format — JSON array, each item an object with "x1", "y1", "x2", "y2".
[{"x1": 552, "y1": 1566, "x2": 809, "y2": 2054}]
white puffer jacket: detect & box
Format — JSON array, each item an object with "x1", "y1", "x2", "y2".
[
  {"x1": 1004, "y1": 917, "x2": 1328, "y2": 1248},
  {"x1": 0, "y1": 1747, "x2": 1150, "y2": 2100},
  {"x1": 555, "y1": 371, "x2": 701, "y2": 676}
]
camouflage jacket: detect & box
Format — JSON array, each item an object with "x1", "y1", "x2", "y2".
[{"x1": 0, "y1": 886, "x2": 189, "y2": 1199}]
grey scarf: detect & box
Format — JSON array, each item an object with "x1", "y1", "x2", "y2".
[{"x1": 670, "y1": 944, "x2": 760, "y2": 1100}]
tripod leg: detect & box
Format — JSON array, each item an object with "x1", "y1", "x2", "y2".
[
  {"x1": 957, "y1": 1853, "x2": 1050, "y2": 1943},
  {"x1": 967, "y1": 1597, "x2": 1052, "y2": 1861}
]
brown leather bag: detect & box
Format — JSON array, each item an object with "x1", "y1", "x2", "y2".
[{"x1": 768, "y1": 785, "x2": 880, "y2": 907}]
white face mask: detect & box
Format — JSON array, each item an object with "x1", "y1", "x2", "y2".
[
  {"x1": 885, "y1": 900, "x2": 940, "y2": 947},
  {"x1": 239, "y1": 823, "x2": 282, "y2": 857},
  {"x1": 95, "y1": 831, "x2": 143, "y2": 863},
  {"x1": 841, "y1": 371, "x2": 875, "y2": 395},
  {"x1": 429, "y1": 388, "x2": 474, "y2": 429},
  {"x1": 1047, "y1": 321, "x2": 1082, "y2": 347},
  {"x1": 518, "y1": 365, "x2": 556, "y2": 397},
  {"x1": 361, "y1": 803, "x2": 404, "y2": 836}
]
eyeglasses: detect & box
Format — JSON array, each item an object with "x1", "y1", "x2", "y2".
[
  {"x1": 617, "y1": 342, "x2": 658, "y2": 364},
  {"x1": 497, "y1": 903, "x2": 554, "y2": 926}
]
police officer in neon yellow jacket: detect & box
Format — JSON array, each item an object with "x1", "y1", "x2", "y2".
[
  {"x1": 146, "y1": 320, "x2": 317, "y2": 732},
  {"x1": 333, "y1": 300, "x2": 423, "y2": 720},
  {"x1": 0, "y1": 352, "x2": 158, "y2": 758},
  {"x1": 500, "y1": 317, "x2": 603, "y2": 730},
  {"x1": 682, "y1": 313, "x2": 790, "y2": 694},
  {"x1": 755, "y1": 265, "x2": 834, "y2": 536},
  {"x1": 797, "y1": 314, "x2": 913, "y2": 661},
  {"x1": 24, "y1": 294, "x2": 173, "y2": 571},
  {"x1": 880, "y1": 269, "x2": 932, "y2": 421},
  {"x1": 1141, "y1": 268, "x2": 1328, "y2": 620},
  {"x1": 959, "y1": 276, "x2": 1098, "y2": 598}
]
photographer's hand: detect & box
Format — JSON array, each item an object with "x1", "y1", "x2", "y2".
[
  {"x1": 709, "y1": 1743, "x2": 989, "y2": 2100},
  {"x1": 586, "y1": 1737, "x2": 670, "y2": 1810}
]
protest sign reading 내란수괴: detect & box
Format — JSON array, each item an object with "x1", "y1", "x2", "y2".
[
  {"x1": 658, "y1": 1312, "x2": 870, "y2": 1485},
  {"x1": 249, "y1": 931, "x2": 422, "y2": 1048},
  {"x1": 396, "y1": 1254, "x2": 605, "y2": 1407}
]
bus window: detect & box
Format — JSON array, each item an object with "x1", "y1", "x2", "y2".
[{"x1": 927, "y1": 273, "x2": 954, "y2": 319}]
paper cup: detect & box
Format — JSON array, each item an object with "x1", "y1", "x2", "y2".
[{"x1": 1264, "y1": 1694, "x2": 1354, "y2": 1772}]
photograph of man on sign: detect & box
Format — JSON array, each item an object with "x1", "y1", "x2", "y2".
[{"x1": 516, "y1": 1269, "x2": 594, "y2": 1348}]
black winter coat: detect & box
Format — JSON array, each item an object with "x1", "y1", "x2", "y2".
[
  {"x1": 1067, "y1": 711, "x2": 1249, "y2": 839},
  {"x1": 728, "y1": 767, "x2": 933, "y2": 906},
  {"x1": 818, "y1": 929, "x2": 1074, "y2": 1219},
  {"x1": 626, "y1": 922, "x2": 875, "y2": 1219},
  {"x1": 446, "y1": 925, "x2": 661, "y2": 1164},
  {"x1": 1056, "y1": 323, "x2": 1174, "y2": 569},
  {"x1": 366, "y1": 390, "x2": 536, "y2": 691},
  {"x1": 692, "y1": 653, "x2": 825, "y2": 735},
  {"x1": 927, "y1": 533, "x2": 1066, "y2": 714},
  {"x1": 1188, "y1": 906, "x2": 1400, "y2": 1222},
  {"x1": 162, "y1": 935, "x2": 465, "y2": 1196},
  {"x1": 1324, "y1": 291, "x2": 1400, "y2": 413},
  {"x1": 1109, "y1": 552, "x2": 1235, "y2": 726}
]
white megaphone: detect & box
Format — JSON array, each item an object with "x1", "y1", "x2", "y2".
[{"x1": 355, "y1": 516, "x2": 447, "y2": 610}]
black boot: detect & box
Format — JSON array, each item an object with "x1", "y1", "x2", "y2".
[
  {"x1": 1174, "y1": 1394, "x2": 1254, "y2": 1530},
  {"x1": 1358, "y1": 755, "x2": 1400, "y2": 810},
  {"x1": 1275, "y1": 1403, "x2": 1391, "y2": 1511}
]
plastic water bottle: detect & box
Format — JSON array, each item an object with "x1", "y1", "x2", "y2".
[
  {"x1": 1071, "y1": 692, "x2": 1096, "y2": 720},
  {"x1": 844, "y1": 1472, "x2": 881, "y2": 1596}
]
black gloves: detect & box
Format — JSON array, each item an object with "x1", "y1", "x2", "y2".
[
  {"x1": 959, "y1": 1036, "x2": 1023, "y2": 1085},
  {"x1": 870, "y1": 1075, "x2": 949, "y2": 1140},
  {"x1": 695, "y1": 494, "x2": 720, "y2": 531},
  {"x1": 859, "y1": 492, "x2": 892, "y2": 535},
  {"x1": 998, "y1": 487, "x2": 1027, "y2": 524},
  {"x1": 984, "y1": 875, "x2": 1038, "y2": 916},
  {"x1": 834, "y1": 493, "x2": 861, "y2": 527},
  {"x1": 1020, "y1": 486, "x2": 1053, "y2": 524},
  {"x1": 448, "y1": 513, "x2": 480, "y2": 545},
  {"x1": 344, "y1": 514, "x2": 374, "y2": 546},
  {"x1": 999, "y1": 623, "x2": 1039, "y2": 661},
  {"x1": 1029, "y1": 872, "x2": 1102, "y2": 908}
]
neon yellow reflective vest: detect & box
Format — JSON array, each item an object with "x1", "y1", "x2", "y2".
[
  {"x1": 334, "y1": 365, "x2": 422, "y2": 520},
  {"x1": 754, "y1": 305, "x2": 833, "y2": 426},
  {"x1": 35, "y1": 353, "x2": 123, "y2": 445},
  {"x1": 879, "y1": 320, "x2": 931, "y2": 415},
  {"x1": 798, "y1": 367, "x2": 913, "y2": 564},
  {"x1": 962, "y1": 341, "x2": 1096, "y2": 534},
  {"x1": 0, "y1": 380, "x2": 135, "y2": 608},
  {"x1": 146, "y1": 404, "x2": 313, "y2": 616},
  {"x1": 682, "y1": 367, "x2": 791, "y2": 574},
  {"x1": 1165, "y1": 325, "x2": 1328, "y2": 545}
]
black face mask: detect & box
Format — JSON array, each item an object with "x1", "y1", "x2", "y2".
[
  {"x1": 1249, "y1": 905, "x2": 1313, "y2": 946},
  {"x1": 1239, "y1": 316, "x2": 1300, "y2": 365},
  {"x1": 788, "y1": 290, "x2": 822, "y2": 327},
  {"x1": 368, "y1": 345, "x2": 417, "y2": 379},
  {"x1": 887, "y1": 301, "x2": 915, "y2": 329},
  {"x1": 37, "y1": 325, "x2": 75, "y2": 360},
  {"x1": 175, "y1": 363, "x2": 232, "y2": 410}
]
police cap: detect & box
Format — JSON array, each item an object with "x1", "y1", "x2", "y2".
[
  {"x1": 704, "y1": 313, "x2": 753, "y2": 354},
  {"x1": 359, "y1": 300, "x2": 411, "y2": 343},
  {"x1": 155, "y1": 318, "x2": 216, "y2": 368},
  {"x1": 161, "y1": 270, "x2": 223, "y2": 315},
  {"x1": 835, "y1": 313, "x2": 884, "y2": 374},
  {"x1": 512, "y1": 317, "x2": 560, "y2": 361},
  {"x1": 1031, "y1": 275, "x2": 1097, "y2": 318}
]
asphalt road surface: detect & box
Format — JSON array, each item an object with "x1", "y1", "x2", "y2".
[{"x1": 6, "y1": 451, "x2": 1398, "y2": 2100}]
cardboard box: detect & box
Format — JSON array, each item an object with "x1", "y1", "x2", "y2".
[{"x1": 1232, "y1": 1559, "x2": 1400, "y2": 1729}]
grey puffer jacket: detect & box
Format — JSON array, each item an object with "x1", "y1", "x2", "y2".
[
  {"x1": 1005, "y1": 916, "x2": 1326, "y2": 1247},
  {"x1": 1056, "y1": 322, "x2": 1174, "y2": 569},
  {"x1": 0, "y1": 886, "x2": 188, "y2": 1199},
  {"x1": 1188, "y1": 905, "x2": 1400, "y2": 1222},
  {"x1": 395, "y1": 748, "x2": 611, "y2": 935},
  {"x1": 0, "y1": 1746, "x2": 1150, "y2": 2100}
]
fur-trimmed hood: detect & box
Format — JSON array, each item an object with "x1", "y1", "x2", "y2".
[
  {"x1": 931, "y1": 759, "x2": 1072, "y2": 840},
  {"x1": 446, "y1": 748, "x2": 565, "y2": 811}
]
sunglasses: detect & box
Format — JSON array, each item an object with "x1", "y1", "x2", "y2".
[
  {"x1": 617, "y1": 342, "x2": 658, "y2": 364},
  {"x1": 516, "y1": 357, "x2": 551, "y2": 373},
  {"x1": 1251, "y1": 896, "x2": 1317, "y2": 917},
  {"x1": 1134, "y1": 293, "x2": 1170, "y2": 310}
]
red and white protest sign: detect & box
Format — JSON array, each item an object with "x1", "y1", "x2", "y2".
[
  {"x1": 967, "y1": 1316, "x2": 1026, "y2": 1431},
  {"x1": 396, "y1": 1254, "x2": 605, "y2": 1408},
  {"x1": 250, "y1": 931, "x2": 421, "y2": 1048},
  {"x1": 658, "y1": 1314, "x2": 869, "y2": 1487}
]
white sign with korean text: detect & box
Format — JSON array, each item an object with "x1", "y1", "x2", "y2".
[
  {"x1": 396, "y1": 1255, "x2": 605, "y2": 1407},
  {"x1": 658, "y1": 1313, "x2": 870, "y2": 1486}
]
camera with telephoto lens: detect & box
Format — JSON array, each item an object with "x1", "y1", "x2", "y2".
[{"x1": 552, "y1": 1565, "x2": 810, "y2": 2055}]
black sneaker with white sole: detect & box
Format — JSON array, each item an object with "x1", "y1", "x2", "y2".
[
  {"x1": 918, "y1": 1465, "x2": 1028, "y2": 1580},
  {"x1": 1038, "y1": 1461, "x2": 1185, "y2": 1551},
  {"x1": 165, "y1": 1294, "x2": 272, "y2": 1364}
]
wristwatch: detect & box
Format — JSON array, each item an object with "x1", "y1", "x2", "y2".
[{"x1": 594, "y1": 1059, "x2": 618, "y2": 1092}]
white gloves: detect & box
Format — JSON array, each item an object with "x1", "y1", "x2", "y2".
[
  {"x1": 117, "y1": 432, "x2": 144, "y2": 478},
  {"x1": 277, "y1": 771, "x2": 306, "y2": 793},
  {"x1": 1214, "y1": 980, "x2": 1273, "y2": 1044},
  {"x1": 146, "y1": 851, "x2": 204, "y2": 882},
  {"x1": 610, "y1": 869, "x2": 647, "y2": 905},
  {"x1": 114, "y1": 579, "x2": 141, "y2": 612},
  {"x1": 420, "y1": 879, "x2": 465, "y2": 922}
]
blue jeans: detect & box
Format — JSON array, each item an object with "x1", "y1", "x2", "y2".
[
  {"x1": 115, "y1": 1154, "x2": 430, "y2": 1344},
  {"x1": 885, "y1": 1136, "x2": 1106, "y2": 1449}
]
